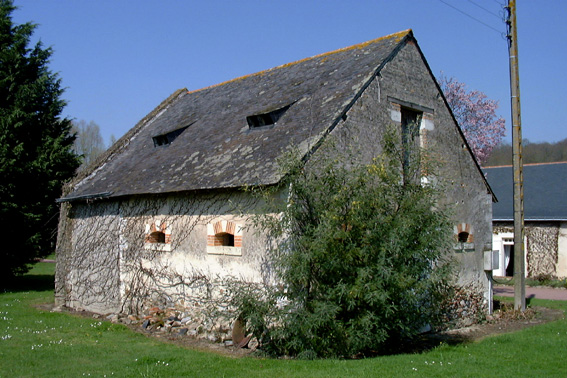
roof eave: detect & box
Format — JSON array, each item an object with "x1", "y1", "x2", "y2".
[{"x1": 493, "y1": 218, "x2": 567, "y2": 222}]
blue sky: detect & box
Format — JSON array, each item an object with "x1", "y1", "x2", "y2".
[{"x1": 12, "y1": 0, "x2": 567, "y2": 145}]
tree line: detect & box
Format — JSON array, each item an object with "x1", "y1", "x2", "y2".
[
  {"x1": 484, "y1": 138, "x2": 567, "y2": 166},
  {"x1": 71, "y1": 120, "x2": 115, "y2": 170}
]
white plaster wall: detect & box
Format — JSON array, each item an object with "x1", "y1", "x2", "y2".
[
  {"x1": 557, "y1": 221, "x2": 567, "y2": 278},
  {"x1": 491, "y1": 233, "x2": 502, "y2": 276},
  {"x1": 493, "y1": 224, "x2": 535, "y2": 278},
  {"x1": 146, "y1": 218, "x2": 267, "y2": 283},
  {"x1": 66, "y1": 201, "x2": 123, "y2": 313},
  {"x1": 60, "y1": 190, "x2": 275, "y2": 314},
  {"x1": 115, "y1": 191, "x2": 275, "y2": 312}
]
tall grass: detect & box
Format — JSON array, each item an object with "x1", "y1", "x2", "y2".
[{"x1": 0, "y1": 262, "x2": 566, "y2": 377}]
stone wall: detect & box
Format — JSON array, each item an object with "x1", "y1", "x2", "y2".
[
  {"x1": 328, "y1": 39, "x2": 492, "y2": 302},
  {"x1": 494, "y1": 221, "x2": 563, "y2": 278},
  {"x1": 526, "y1": 223, "x2": 559, "y2": 278},
  {"x1": 558, "y1": 222, "x2": 567, "y2": 278}
]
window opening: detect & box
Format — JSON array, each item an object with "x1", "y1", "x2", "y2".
[
  {"x1": 401, "y1": 107, "x2": 422, "y2": 183},
  {"x1": 217, "y1": 232, "x2": 235, "y2": 247},
  {"x1": 148, "y1": 231, "x2": 166, "y2": 244},
  {"x1": 153, "y1": 125, "x2": 189, "y2": 147},
  {"x1": 207, "y1": 220, "x2": 242, "y2": 255},
  {"x1": 505, "y1": 244, "x2": 515, "y2": 276},
  {"x1": 247, "y1": 104, "x2": 292, "y2": 129},
  {"x1": 458, "y1": 231, "x2": 469, "y2": 243}
]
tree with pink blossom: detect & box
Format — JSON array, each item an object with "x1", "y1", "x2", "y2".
[{"x1": 439, "y1": 75, "x2": 506, "y2": 165}]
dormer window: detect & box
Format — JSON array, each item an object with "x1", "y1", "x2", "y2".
[
  {"x1": 247, "y1": 104, "x2": 292, "y2": 129},
  {"x1": 153, "y1": 125, "x2": 190, "y2": 147}
]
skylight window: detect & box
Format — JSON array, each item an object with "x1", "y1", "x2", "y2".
[
  {"x1": 247, "y1": 104, "x2": 292, "y2": 129},
  {"x1": 152, "y1": 125, "x2": 189, "y2": 147}
]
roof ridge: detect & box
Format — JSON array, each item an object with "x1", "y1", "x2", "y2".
[
  {"x1": 186, "y1": 29, "x2": 412, "y2": 96},
  {"x1": 484, "y1": 161, "x2": 567, "y2": 169}
]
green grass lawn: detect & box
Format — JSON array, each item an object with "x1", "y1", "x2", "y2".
[{"x1": 1, "y1": 262, "x2": 566, "y2": 377}]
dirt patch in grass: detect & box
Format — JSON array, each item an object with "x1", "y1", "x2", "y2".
[
  {"x1": 37, "y1": 302, "x2": 565, "y2": 358},
  {"x1": 431, "y1": 305, "x2": 563, "y2": 343}
]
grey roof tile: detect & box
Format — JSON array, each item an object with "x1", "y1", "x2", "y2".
[
  {"x1": 63, "y1": 30, "x2": 412, "y2": 201},
  {"x1": 483, "y1": 162, "x2": 567, "y2": 221}
]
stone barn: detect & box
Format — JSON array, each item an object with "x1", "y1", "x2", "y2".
[{"x1": 56, "y1": 30, "x2": 494, "y2": 335}]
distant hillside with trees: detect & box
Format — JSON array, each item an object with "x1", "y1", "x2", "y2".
[{"x1": 483, "y1": 138, "x2": 567, "y2": 166}]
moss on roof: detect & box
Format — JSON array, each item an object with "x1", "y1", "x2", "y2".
[{"x1": 63, "y1": 30, "x2": 414, "y2": 201}]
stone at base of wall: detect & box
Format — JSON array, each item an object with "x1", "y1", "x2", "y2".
[
  {"x1": 50, "y1": 303, "x2": 239, "y2": 346},
  {"x1": 439, "y1": 284, "x2": 488, "y2": 329},
  {"x1": 127, "y1": 306, "x2": 234, "y2": 344},
  {"x1": 55, "y1": 283, "x2": 489, "y2": 346}
]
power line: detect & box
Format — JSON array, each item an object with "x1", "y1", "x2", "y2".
[
  {"x1": 439, "y1": 0, "x2": 503, "y2": 35},
  {"x1": 467, "y1": 0, "x2": 501, "y2": 19}
]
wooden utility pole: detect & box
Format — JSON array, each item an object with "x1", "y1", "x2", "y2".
[{"x1": 506, "y1": 0, "x2": 525, "y2": 311}]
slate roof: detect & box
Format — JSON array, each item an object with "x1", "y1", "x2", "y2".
[
  {"x1": 62, "y1": 30, "x2": 426, "y2": 201},
  {"x1": 483, "y1": 162, "x2": 567, "y2": 221}
]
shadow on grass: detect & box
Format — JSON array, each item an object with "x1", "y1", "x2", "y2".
[
  {"x1": 1, "y1": 273, "x2": 54, "y2": 293},
  {"x1": 376, "y1": 332, "x2": 472, "y2": 357},
  {"x1": 368, "y1": 297, "x2": 550, "y2": 357},
  {"x1": 526, "y1": 294, "x2": 536, "y2": 307}
]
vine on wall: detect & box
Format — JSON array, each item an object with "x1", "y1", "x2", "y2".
[{"x1": 56, "y1": 191, "x2": 259, "y2": 318}]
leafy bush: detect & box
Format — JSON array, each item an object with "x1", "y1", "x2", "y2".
[
  {"x1": 525, "y1": 275, "x2": 567, "y2": 289},
  {"x1": 533, "y1": 274, "x2": 554, "y2": 284},
  {"x1": 232, "y1": 129, "x2": 454, "y2": 358}
]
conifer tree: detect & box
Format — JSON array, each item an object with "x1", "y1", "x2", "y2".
[{"x1": 0, "y1": 0, "x2": 80, "y2": 281}]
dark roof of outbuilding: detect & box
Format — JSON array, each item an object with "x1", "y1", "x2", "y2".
[
  {"x1": 483, "y1": 162, "x2": 567, "y2": 221},
  {"x1": 63, "y1": 30, "x2": 413, "y2": 202}
]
